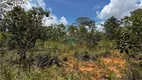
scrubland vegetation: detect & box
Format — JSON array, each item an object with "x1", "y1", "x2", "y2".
[{"x1": 0, "y1": 1, "x2": 142, "y2": 80}]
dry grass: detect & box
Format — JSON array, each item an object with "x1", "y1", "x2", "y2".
[{"x1": 60, "y1": 50, "x2": 127, "y2": 80}]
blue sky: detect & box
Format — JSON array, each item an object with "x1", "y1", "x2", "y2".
[
  {"x1": 22, "y1": 0, "x2": 142, "y2": 30},
  {"x1": 44, "y1": 0, "x2": 109, "y2": 24}
]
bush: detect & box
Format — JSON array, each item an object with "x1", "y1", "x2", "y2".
[
  {"x1": 35, "y1": 54, "x2": 62, "y2": 68},
  {"x1": 74, "y1": 51, "x2": 98, "y2": 61}
]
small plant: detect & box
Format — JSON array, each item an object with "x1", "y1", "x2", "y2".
[{"x1": 108, "y1": 71, "x2": 116, "y2": 80}]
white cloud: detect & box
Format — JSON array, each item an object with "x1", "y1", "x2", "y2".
[
  {"x1": 59, "y1": 16, "x2": 68, "y2": 25},
  {"x1": 36, "y1": 0, "x2": 46, "y2": 9},
  {"x1": 21, "y1": 0, "x2": 46, "y2": 11},
  {"x1": 85, "y1": 26, "x2": 89, "y2": 29},
  {"x1": 93, "y1": 4, "x2": 102, "y2": 11},
  {"x1": 97, "y1": 0, "x2": 142, "y2": 20},
  {"x1": 96, "y1": 11, "x2": 100, "y2": 14},
  {"x1": 43, "y1": 15, "x2": 68, "y2": 26},
  {"x1": 21, "y1": 0, "x2": 68, "y2": 26},
  {"x1": 43, "y1": 14, "x2": 58, "y2": 26},
  {"x1": 96, "y1": 21, "x2": 104, "y2": 31},
  {"x1": 21, "y1": 1, "x2": 33, "y2": 11}
]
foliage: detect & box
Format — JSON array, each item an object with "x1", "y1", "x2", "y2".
[
  {"x1": 0, "y1": 0, "x2": 26, "y2": 21},
  {"x1": 117, "y1": 9, "x2": 142, "y2": 57},
  {"x1": 86, "y1": 31, "x2": 101, "y2": 48},
  {"x1": 116, "y1": 9, "x2": 142, "y2": 80},
  {"x1": 2, "y1": 6, "x2": 49, "y2": 70},
  {"x1": 68, "y1": 25, "x2": 78, "y2": 36},
  {"x1": 74, "y1": 51, "x2": 98, "y2": 61},
  {"x1": 103, "y1": 16, "x2": 120, "y2": 40},
  {"x1": 75, "y1": 17, "x2": 95, "y2": 29},
  {"x1": 0, "y1": 32, "x2": 10, "y2": 56},
  {"x1": 44, "y1": 24, "x2": 66, "y2": 42}
]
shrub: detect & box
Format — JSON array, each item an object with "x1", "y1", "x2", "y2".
[
  {"x1": 74, "y1": 51, "x2": 98, "y2": 61},
  {"x1": 35, "y1": 54, "x2": 62, "y2": 68}
]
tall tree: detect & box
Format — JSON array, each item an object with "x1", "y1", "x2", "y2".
[
  {"x1": 75, "y1": 17, "x2": 96, "y2": 30},
  {"x1": 118, "y1": 9, "x2": 142, "y2": 53},
  {"x1": 3, "y1": 6, "x2": 49, "y2": 70},
  {"x1": 104, "y1": 16, "x2": 120, "y2": 40}
]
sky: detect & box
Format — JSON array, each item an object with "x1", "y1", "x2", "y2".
[
  {"x1": 44, "y1": 0, "x2": 109, "y2": 24},
  {"x1": 21, "y1": 0, "x2": 142, "y2": 31}
]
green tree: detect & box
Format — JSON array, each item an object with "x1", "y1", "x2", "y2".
[
  {"x1": 75, "y1": 17, "x2": 96, "y2": 30},
  {"x1": 3, "y1": 6, "x2": 49, "y2": 70},
  {"x1": 78, "y1": 26, "x2": 88, "y2": 43},
  {"x1": 118, "y1": 9, "x2": 142, "y2": 53},
  {"x1": 117, "y1": 9, "x2": 142, "y2": 80},
  {"x1": 74, "y1": 17, "x2": 101, "y2": 46},
  {"x1": 104, "y1": 16, "x2": 120, "y2": 40}
]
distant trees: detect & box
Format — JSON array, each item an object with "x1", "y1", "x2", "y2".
[
  {"x1": 75, "y1": 17, "x2": 96, "y2": 32},
  {"x1": 75, "y1": 17, "x2": 95, "y2": 28},
  {"x1": 44, "y1": 24, "x2": 66, "y2": 41},
  {"x1": 65, "y1": 17, "x2": 101, "y2": 47},
  {"x1": 42, "y1": 16, "x2": 100, "y2": 47}
]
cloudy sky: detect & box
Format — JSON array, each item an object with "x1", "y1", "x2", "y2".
[{"x1": 21, "y1": 0, "x2": 142, "y2": 30}]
